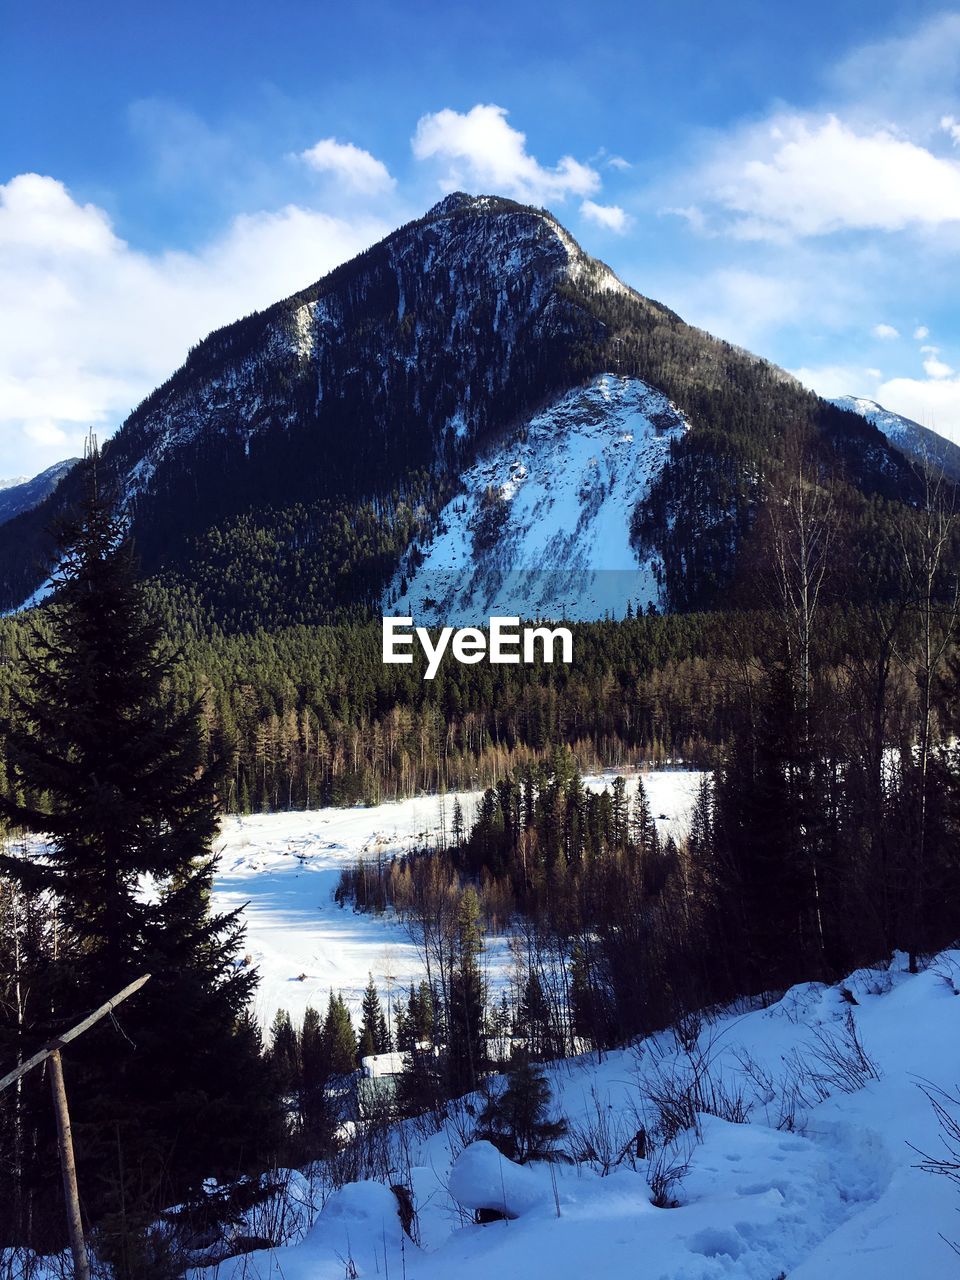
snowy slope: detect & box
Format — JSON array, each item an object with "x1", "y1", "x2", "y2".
[
  {"x1": 388, "y1": 374, "x2": 688, "y2": 624},
  {"x1": 212, "y1": 770, "x2": 704, "y2": 1027},
  {"x1": 0, "y1": 458, "x2": 78, "y2": 526},
  {"x1": 831, "y1": 395, "x2": 960, "y2": 481},
  {"x1": 190, "y1": 950, "x2": 960, "y2": 1280}
]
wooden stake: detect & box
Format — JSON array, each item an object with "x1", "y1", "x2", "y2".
[
  {"x1": 48, "y1": 1048, "x2": 90, "y2": 1280},
  {"x1": 0, "y1": 974, "x2": 150, "y2": 1277}
]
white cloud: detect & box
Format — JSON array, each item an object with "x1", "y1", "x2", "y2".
[
  {"x1": 606, "y1": 155, "x2": 631, "y2": 171},
  {"x1": 580, "y1": 200, "x2": 630, "y2": 233},
  {"x1": 923, "y1": 352, "x2": 954, "y2": 379},
  {"x1": 0, "y1": 172, "x2": 117, "y2": 255},
  {"x1": 685, "y1": 113, "x2": 960, "y2": 241},
  {"x1": 0, "y1": 173, "x2": 389, "y2": 475},
  {"x1": 650, "y1": 254, "x2": 866, "y2": 354},
  {"x1": 24, "y1": 421, "x2": 69, "y2": 447},
  {"x1": 942, "y1": 115, "x2": 960, "y2": 147},
  {"x1": 872, "y1": 323, "x2": 899, "y2": 340},
  {"x1": 914, "y1": 325, "x2": 930, "y2": 340},
  {"x1": 300, "y1": 138, "x2": 396, "y2": 195},
  {"x1": 662, "y1": 204, "x2": 708, "y2": 233},
  {"x1": 412, "y1": 104, "x2": 600, "y2": 205}
]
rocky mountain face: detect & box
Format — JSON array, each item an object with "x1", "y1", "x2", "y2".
[{"x1": 0, "y1": 195, "x2": 921, "y2": 626}]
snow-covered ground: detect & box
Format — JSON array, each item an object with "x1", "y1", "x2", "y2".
[
  {"x1": 387, "y1": 374, "x2": 688, "y2": 624},
  {"x1": 197, "y1": 950, "x2": 960, "y2": 1280},
  {"x1": 213, "y1": 770, "x2": 705, "y2": 1027}
]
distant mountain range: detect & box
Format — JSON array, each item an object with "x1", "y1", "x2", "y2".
[
  {"x1": 830, "y1": 396, "x2": 960, "y2": 482},
  {"x1": 0, "y1": 194, "x2": 943, "y2": 626},
  {"x1": 0, "y1": 459, "x2": 79, "y2": 529}
]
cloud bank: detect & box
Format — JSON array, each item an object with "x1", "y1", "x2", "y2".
[{"x1": 0, "y1": 173, "x2": 388, "y2": 473}]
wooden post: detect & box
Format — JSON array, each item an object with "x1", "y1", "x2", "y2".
[
  {"x1": 0, "y1": 973, "x2": 150, "y2": 1277},
  {"x1": 48, "y1": 1048, "x2": 90, "y2": 1280}
]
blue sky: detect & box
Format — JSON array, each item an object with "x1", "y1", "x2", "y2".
[{"x1": 4, "y1": 0, "x2": 960, "y2": 476}]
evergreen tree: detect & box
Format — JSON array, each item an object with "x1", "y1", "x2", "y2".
[
  {"x1": 322, "y1": 992, "x2": 358, "y2": 1074},
  {"x1": 358, "y1": 973, "x2": 390, "y2": 1058},
  {"x1": 0, "y1": 472, "x2": 282, "y2": 1253},
  {"x1": 630, "y1": 778, "x2": 660, "y2": 855},
  {"x1": 296, "y1": 1004, "x2": 340, "y2": 1153},
  {"x1": 447, "y1": 886, "x2": 485, "y2": 1093},
  {"x1": 269, "y1": 1009, "x2": 301, "y2": 1094},
  {"x1": 452, "y1": 798, "x2": 465, "y2": 847},
  {"x1": 478, "y1": 1060, "x2": 567, "y2": 1163},
  {"x1": 516, "y1": 973, "x2": 556, "y2": 1061}
]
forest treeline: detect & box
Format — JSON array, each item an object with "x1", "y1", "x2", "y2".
[{"x1": 0, "y1": 602, "x2": 949, "y2": 815}]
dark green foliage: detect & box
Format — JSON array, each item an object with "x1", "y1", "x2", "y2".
[
  {"x1": 447, "y1": 886, "x2": 485, "y2": 1093},
  {"x1": 0, "y1": 481, "x2": 283, "y2": 1255},
  {"x1": 265, "y1": 1002, "x2": 350, "y2": 1158},
  {"x1": 359, "y1": 973, "x2": 391, "y2": 1058},
  {"x1": 478, "y1": 1060, "x2": 568, "y2": 1163},
  {"x1": 515, "y1": 973, "x2": 561, "y2": 1061},
  {"x1": 322, "y1": 992, "x2": 358, "y2": 1075},
  {"x1": 269, "y1": 1009, "x2": 301, "y2": 1094}
]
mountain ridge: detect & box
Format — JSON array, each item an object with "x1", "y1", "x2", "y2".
[
  {"x1": 0, "y1": 194, "x2": 921, "y2": 626},
  {"x1": 830, "y1": 395, "x2": 960, "y2": 482},
  {"x1": 0, "y1": 458, "x2": 79, "y2": 528}
]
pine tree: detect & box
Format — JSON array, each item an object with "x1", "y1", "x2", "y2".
[
  {"x1": 297, "y1": 1004, "x2": 340, "y2": 1152},
  {"x1": 447, "y1": 886, "x2": 485, "y2": 1092},
  {"x1": 358, "y1": 973, "x2": 390, "y2": 1059},
  {"x1": 0, "y1": 470, "x2": 283, "y2": 1251},
  {"x1": 322, "y1": 992, "x2": 358, "y2": 1075},
  {"x1": 269, "y1": 1009, "x2": 301, "y2": 1093},
  {"x1": 630, "y1": 778, "x2": 660, "y2": 856},
  {"x1": 478, "y1": 1060, "x2": 567, "y2": 1163},
  {"x1": 452, "y1": 798, "x2": 465, "y2": 847},
  {"x1": 516, "y1": 972, "x2": 556, "y2": 1061}
]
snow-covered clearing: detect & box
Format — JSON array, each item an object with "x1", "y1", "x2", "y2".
[
  {"x1": 213, "y1": 770, "x2": 706, "y2": 1027},
  {"x1": 196, "y1": 951, "x2": 960, "y2": 1280}
]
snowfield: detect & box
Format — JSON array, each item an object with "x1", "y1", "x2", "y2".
[
  {"x1": 388, "y1": 374, "x2": 688, "y2": 625},
  {"x1": 194, "y1": 950, "x2": 960, "y2": 1280},
  {"x1": 213, "y1": 770, "x2": 706, "y2": 1027}
]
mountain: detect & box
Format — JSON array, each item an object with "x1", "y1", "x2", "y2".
[
  {"x1": 0, "y1": 458, "x2": 78, "y2": 528},
  {"x1": 830, "y1": 395, "x2": 960, "y2": 482},
  {"x1": 0, "y1": 194, "x2": 919, "y2": 626}
]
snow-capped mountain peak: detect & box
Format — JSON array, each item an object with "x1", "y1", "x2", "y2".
[
  {"x1": 831, "y1": 395, "x2": 960, "y2": 481},
  {"x1": 0, "y1": 195, "x2": 922, "y2": 623}
]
